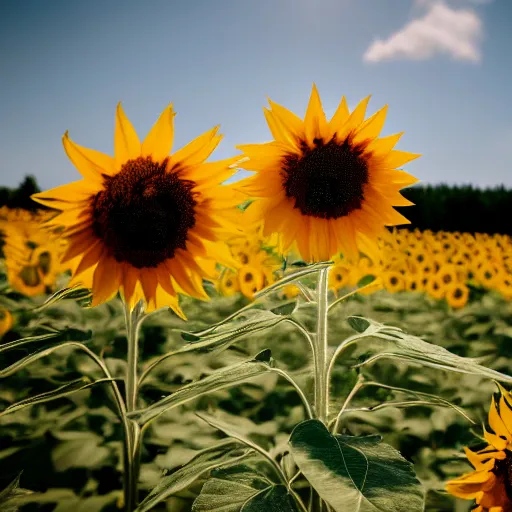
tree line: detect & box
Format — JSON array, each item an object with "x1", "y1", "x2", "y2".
[{"x1": 1, "y1": 176, "x2": 511, "y2": 236}]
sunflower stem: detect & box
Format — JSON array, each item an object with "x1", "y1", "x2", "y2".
[
  {"x1": 123, "y1": 300, "x2": 145, "y2": 511},
  {"x1": 314, "y1": 267, "x2": 330, "y2": 424}
]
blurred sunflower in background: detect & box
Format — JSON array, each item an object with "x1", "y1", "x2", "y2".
[
  {"x1": 0, "y1": 306, "x2": 13, "y2": 338},
  {"x1": 32, "y1": 104, "x2": 243, "y2": 318},
  {"x1": 235, "y1": 84, "x2": 420, "y2": 263},
  {"x1": 0, "y1": 208, "x2": 67, "y2": 296},
  {"x1": 447, "y1": 384, "x2": 512, "y2": 512}
]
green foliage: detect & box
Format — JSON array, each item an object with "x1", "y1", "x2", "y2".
[
  {"x1": 2, "y1": 268, "x2": 512, "y2": 511},
  {"x1": 290, "y1": 420, "x2": 424, "y2": 512}
]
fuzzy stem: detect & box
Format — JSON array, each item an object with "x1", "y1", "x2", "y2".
[
  {"x1": 314, "y1": 267, "x2": 330, "y2": 424},
  {"x1": 123, "y1": 300, "x2": 144, "y2": 511}
]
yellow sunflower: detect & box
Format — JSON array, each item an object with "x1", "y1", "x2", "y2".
[
  {"x1": 234, "y1": 84, "x2": 419, "y2": 263},
  {"x1": 32, "y1": 104, "x2": 242, "y2": 318},
  {"x1": 218, "y1": 269, "x2": 239, "y2": 297},
  {"x1": 0, "y1": 209, "x2": 67, "y2": 297},
  {"x1": 446, "y1": 384, "x2": 512, "y2": 512},
  {"x1": 445, "y1": 282, "x2": 469, "y2": 309},
  {"x1": 0, "y1": 307, "x2": 13, "y2": 338}
]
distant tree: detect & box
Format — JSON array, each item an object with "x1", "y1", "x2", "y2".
[{"x1": 0, "y1": 175, "x2": 46, "y2": 211}]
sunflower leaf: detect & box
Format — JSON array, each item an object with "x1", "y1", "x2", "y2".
[
  {"x1": 0, "y1": 473, "x2": 33, "y2": 512},
  {"x1": 129, "y1": 350, "x2": 274, "y2": 425},
  {"x1": 0, "y1": 328, "x2": 92, "y2": 355},
  {"x1": 135, "y1": 442, "x2": 250, "y2": 512},
  {"x1": 192, "y1": 465, "x2": 299, "y2": 512},
  {"x1": 347, "y1": 315, "x2": 512, "y2": 383},
  {"x1": 0, "y1": 341, "x2": 94, "y2": 378},
  {"x1": 289, "y1": 419, "x2": 424, "y2": 512},
  {"x1": 0, "y1": 378, "x2": 118, "y2": 418},
  {"x1": 31, "y1": 286, "x2": 92, "y2": 312},
  {"x1": 179, "y1": 310, "x2": 286, "y2": 353}
]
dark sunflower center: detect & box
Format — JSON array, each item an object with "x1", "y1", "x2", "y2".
[
  {"x1": 19, "y1": 265, "x2": 40, "y2": 287},
  {"x1": 281, "y1": 137, "x2": 369, "y2": 219},
  {"x1": 92, "y1": 156, "x2": 197, "y2": 269},
  {"x1": 494, "y1": 451, "x2": 512, "y2": 500},
  {"x1": 453, "y1": 288, "x2": 463, "y2": 299}
]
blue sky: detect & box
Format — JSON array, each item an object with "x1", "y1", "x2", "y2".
[{"x1": 1, "y1": 0, "x2": 510, "y2": 191}]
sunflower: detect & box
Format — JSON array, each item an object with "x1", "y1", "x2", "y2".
[
  {"x1": 437, "y1": 263, "x2": 459, "y2": 287},
  {"x1": 446, "y1": 384, "x2": 512, "y2": 512},
  {"x1": 425, "y1": 275, "x2": 445, "y2": 300},
  {"x1": 0, "y1": 209, "x2": 67, "y2": 297},
  {"x1": 0, "y1": 307, "x2": 13, "y2": 338},
  {"x1": 218, "y1": 269, "x2": 239, "y2": 297},
  {"x1": 234, "y1": 85, "x2": 419, "y2": 263},
  {"x1": 238, "y1": 264, "x2": 265, "y2": 299},
  {"x1": 445, "y1": 282, "x2": 469, "y2": 309},
  {"x1": 328, "y1": 262, "x2": 352, "y2": 292},
  {"x1": 32, "y1": 104, "x2": 242, "y2": 317},
  {"x1": 382, "y1": 270, "x2": 405, "y2": 293}
]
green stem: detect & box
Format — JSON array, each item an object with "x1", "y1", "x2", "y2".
[
  {"x1": 123, "y1": 300, "x2": 145, "y2": 512},
  {"x1": 314, "y1": 268, "x2": 330, "y2": 424}
]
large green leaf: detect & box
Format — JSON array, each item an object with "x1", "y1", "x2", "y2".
[
  {"x1": 192, "y1": 466, "x2": 299, "y2": 512},
  {"x1": 289, "y1": 419, "x2": 424, "y2": 512},
  {"x1": 129, "y1": 350, "x2": 274, "y2": 425},
  {"x1": 346, "y1": 316, "x2": 512, "y2": 383},
  {"x1": 136, "y1": 441, "x2": 250, "y2": 512}
]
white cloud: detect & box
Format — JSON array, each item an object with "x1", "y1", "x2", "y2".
[{"x1": 363, "y1": 1, "x2": 483, "y2": 63}]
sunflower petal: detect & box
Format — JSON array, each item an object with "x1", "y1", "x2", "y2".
[
  {"x1": 63, "y1": 133, "x2": 109, "y2": 183},
  {"x1": 142, "y1": 104, "x2": 175, "y2": 162},
  {"x1": 171, "y1": 126, "x2": 222, "y2": 169},
  {"x1": 91, "y1": 254, "x2": 121, "y2": 306},
  {"x1": 114, "y1": 103, "x2": 141, "y2": 168},
  {"x1": 303, "y1": 83, "x2": 329, "y2": 144}
]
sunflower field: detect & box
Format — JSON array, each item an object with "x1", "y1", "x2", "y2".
[{"x1": 2, "y1": 88, "x2": 512, "y2": 512}]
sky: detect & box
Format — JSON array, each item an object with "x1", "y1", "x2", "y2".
[{"x1": 1, "y1": 0, "x2": 511, "y2": 191}]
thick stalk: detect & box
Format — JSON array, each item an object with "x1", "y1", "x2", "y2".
[
  {"x1": 123, "y1": 300, "x2": 144, "y2": 511},
  {"x1": 314, "y1": 267, "x2": 330, "y2": 424}
]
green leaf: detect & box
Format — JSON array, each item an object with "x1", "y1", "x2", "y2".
[
  {"x1": 0, "y1": 474, "x2": 33, "y2": 512},
  {"x1": 135, "y1": 441, "x2": 249, "y2": 512},
  {"x1": 347, "y1": 316, "x2": 512, "y2": 383},
  {"x1": 192, "y1": 466, "x2": 299, "y2": 512},
  {"x1": 357, "y1": 275, "x2": 376, "y2": 288},
  {"x1": 270, "y1": 301, "x2": 297, "y2": 316},
  {"x1": 0, "y1": 342, "x2": 92, "y2": 378},
  {"x1": 0, "y1": 328, "x2": 92, "y2": 355},
  {"x1": 129, "y1": 350, "x2": 274, "y2": 425},
  {"x1": 52, "y1": 433, "x2": 111, "y2": 471},
  {"x1": 178, "y1": 310, "x2": 287, "y2": 354},
  {"x1": 289, "y1": 419, "x2": 424, "y2": 512},
  {"x1": 31, "y1": 286, "x2": 92, "y2": 312},
  {"x1": 0, "y1": 378, "x2": 117, "y2": 417},
  {"x1": 347, "y1": 317, "x2": 371, "y2": 333},
  {"x1": 196, "y1": 411, "x2": 285, "y2": 483}
]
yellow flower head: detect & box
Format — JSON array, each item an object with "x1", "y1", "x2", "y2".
[
  {"x1": 0, "y1": 209, "x2": 67, "y2": 297},
  {"x1": 235, "y1": 84, "x2": 420, "y2": 263},
  {"x1": 32, "y1": 104, "x2": 243, "y2": 318},
  {"x1": 0, "y1": 307, "x2": 13, "y2": 338},
  {"x1": 447, "y1": 384, "x2": 512, "y2": 512}
]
